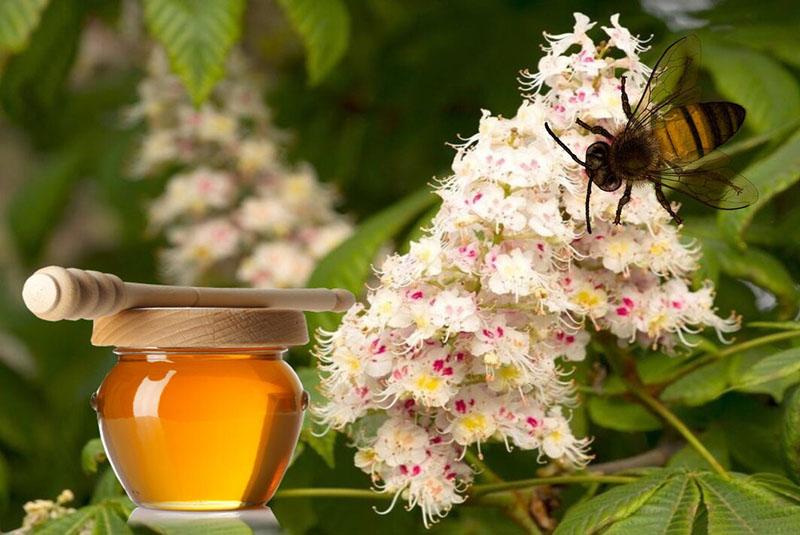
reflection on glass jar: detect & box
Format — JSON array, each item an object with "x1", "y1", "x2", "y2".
[{"x1": 94, "y1": 348, "x2": 304, "y2": 511}]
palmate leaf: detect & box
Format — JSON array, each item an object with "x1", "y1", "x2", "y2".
[
  {"x1": 698, "y1": 473, "x2": 800, "y2": 533},
  {"x1": 143, "y1": 0, "x2": 246, "y2": 105},
  {"x1": 553, "y1": 470, "x2": 674, "y2": 534},
  {"x1": 0, "y1": 0, "x2": 49, "y2": 52},
  {"x1": 556, "y1": 470, "x2": 800, "y2": 534},
  {"x1": 603, "y1": 476, "x2": 702, "y2": 535},
  {"x1": 277, "y1": 0, "x2": 351, "y2": 84},
  {"x1": 305, "y1": 188, "x2": 438, "y2": 334},
  {"x1": 91, "y1": 504, "x2": 132, "y2": 535},
  {"x1": 32, "y1": 506, "x2": 98, "y2": 534}
]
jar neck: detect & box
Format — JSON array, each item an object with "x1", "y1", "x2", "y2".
[{"x1": 114, "y1": 347, "x2": 288, "y2": 361}]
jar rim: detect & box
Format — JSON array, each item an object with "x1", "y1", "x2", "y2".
[{"x1": 113, "y1": 346, "x2": 288, "y2": 357}]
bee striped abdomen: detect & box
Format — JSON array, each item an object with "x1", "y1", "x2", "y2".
[{"x1": 653, "y1": 102, "x2": 745, "y2": 162}]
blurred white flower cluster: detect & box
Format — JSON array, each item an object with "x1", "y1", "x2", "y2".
[
  {"x1": 16, "y1": 490, "x2": 87, "y2": 534},
  {"x1": 314, "y1": 13, "x2": 738, "y2": 526},
  {"x1": 130, "y1": 50, "x2": 352, "y2": 287}
]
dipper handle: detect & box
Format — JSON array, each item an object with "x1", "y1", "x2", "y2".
[{"x1": 22, "y1": 266, "x2": 355, "y2": 321}]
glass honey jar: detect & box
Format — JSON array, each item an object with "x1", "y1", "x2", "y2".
[{"x1": 89, "y1": 307, "x2": 310, "y2": 511}]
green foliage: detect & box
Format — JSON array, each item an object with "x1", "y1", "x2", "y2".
[
  {"x1": 733, "y1": 347, "x2": 800, "y2": 390},
  {"x1": 80, "y1": 438, "x2": 106, "y2": 475},
  {"x1": 0, "y1": 0, "x2": 49, "y2": 52},
  {"x1": 556, "y1": 470, "x2": 800, "y2": 534},
  {"x1": 717, "y1": 129, "x2": 800, "y2": 248},
  {"x1": 703, "y1": 41, "x2": 800, "y2": 135},
  {"x1": 660, "y1": 360, "x2": 729, "y2": 407},
  {"x1": 277, "y1": 0, "x2": 351, "y2": 84},
  {"x1": 2, "y1": 1, "x2": 800, "y2": 533},
  {"x1": 296, "y1": 366, "x2": 336, "y2": 468},
  {"x1": 0, "y1": 0, "x2": 84, "y2": 139},
  {"x1": 143, "y1": 0, "x2": 246, "y2": 105},
  {"x1": 668, "y1": 428, "x2": 731, "y2": 471},
  {"x1": 781, "y1": 385, "x2": 800, "y2": 483},
  {"x1": 587, "y1": 397, "x2": 662, "y2": 432}
]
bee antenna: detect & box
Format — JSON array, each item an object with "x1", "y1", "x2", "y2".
[{"x1": 544, "y1": 123, "x2": 586, "y2": 167}]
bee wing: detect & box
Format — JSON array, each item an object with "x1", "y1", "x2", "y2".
[
  {"x1": 625, "y1": 35, "x2": 702, "y2": 133},
  {"x1": 652, "y1": 153, "x2": 758, "y2": 210}
]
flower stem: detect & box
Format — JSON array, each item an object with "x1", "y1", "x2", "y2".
[
  {"x1": 470, "y1": 474, "x2": 636, "y2": 496},
  {"x1": 628, "y1": 383, "x2": 728, "y2": 477},
  {"x1": 668, "y1": 329, "x2": 800, "y2": 383},
  {"x1": 274, "y1": 488, "x2": 391, "y2": 500},
  {"x1": 274, "y1": 474, "x2": 639, "y2": 502}
]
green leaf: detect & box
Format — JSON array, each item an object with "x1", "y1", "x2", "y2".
[
  {"x1": 660, "y1": 360, "x2": 729, "y2": 407},
  {"x1": 0, "y1": 0, "x2": 84, "y2": 136},
  {"x1": 587, "y1": 397, "x2": 662, "y2": 432},
  {"x1": 723, "y1": 397, "x2": 786, "y2": 475},
  {"x1": 553, "y1": 470, "x2": 674, "y2": 534},
  {"x1": 128, "y1": 515, "x2": 253, "y2": 534},
  {"x1": 703, "y1": 41, "x2": 800, "y2": 135},
  {"x1": 0, "y1": 450, "x2": 8, "y2": 511},
  {"x1": 781, "y1": 385, "x2": 800, "y2": 483},
  {"x1": 690, "y1": 228, "x2": 799, "y2": 315},
  {"x1": 717, "y1": 128, "x2": 800, "y2": 247},
  {"x1": 296, "y1": 366, "x2": 336, "y2": 468},
  {"x1": 729, "y1": 349, "x2": 800, "y2": 402},
  {"x1": 713, "y1": 25, "x2": 800, "y2": 69},
  {"x1": 277, "y1": 0, "x2": 351, "y2": 84},
  {"x1": 306, "y1": 188, "x2": 438, "y2": 333},
  {"x1": 143, "y1": 0, "x2": 246, "y2": 105},
  {"x1": 82, "y1": 438, "x2": 107, "y2": 474},
  {"x1": 668, "y1": 427, "x2": 730, "y2": 471},
  {"x1": 0, "y1": 0, "x2": 49, "y2": 52},
  {"x1": 6, "y1": 140, "x2": 88, "y2": 264},
  {"x1": 604, "y1": 476, "x2": 701, "y2": 535},
  {"x1": 92, "y1": 504, "x2": 131, "y2": 535},
  {"x1": 33, "y1": 506, "x2": 98, "y2": 534},
  {"x1": 698, "y1": 472, "x2": 800, "y2": 533},
  {"x1": 747, "y1": 473, "x2": 800, "y2": 504},
  {"x1": 91, "y1": 467, "x2": 126, "y2": 504},
  {"x1": 733, "y1": 347, "x2": 800, "y2": 390}
]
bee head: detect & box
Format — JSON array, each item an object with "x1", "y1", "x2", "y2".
[{"x1": 585, "y1": 142, "x2": 622, "y2": 191}]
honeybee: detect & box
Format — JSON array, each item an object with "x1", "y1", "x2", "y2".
[{"x1": 544, "y1": 35, "x2": 757, "y2": 233}]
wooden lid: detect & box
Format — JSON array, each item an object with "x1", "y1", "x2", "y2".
[{"x1": 91, "y1": 308, "x2": 309, "y2": 348}]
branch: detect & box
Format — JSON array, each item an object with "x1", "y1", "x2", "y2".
[
  {"x1": 470, "y1": 474, "x2": 636, "y2": 497},
  {"x1": 588, "y1": 442, "x2": 682, "y2": 474}
]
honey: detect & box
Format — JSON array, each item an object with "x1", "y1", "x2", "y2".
[{"x1": 94, "y1": 348, "x2": 305, "y2": 510}]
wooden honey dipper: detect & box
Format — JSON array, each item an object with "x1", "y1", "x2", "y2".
[{"x1": 22, "y1": 266, "x2": 355, "y2": 321}]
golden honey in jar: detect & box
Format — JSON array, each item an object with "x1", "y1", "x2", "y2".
[{"x1": 90, "y1": 308, "x2": 309, "y2": 511}]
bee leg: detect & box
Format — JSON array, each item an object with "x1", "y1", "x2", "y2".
[
  {"x1": 585, "y1": 178, "x2": 593, "y2": 234},
  {"x1": 620, "y1": 76, "x2": 633, "y2": 120},
  {"x1": 654, "y1": 182, "x2": 683, "y2": 225},
  {"x1": 575, "y1": 118, "x2": 614, "y2": 141},
  {"x1": 614, "y1": 182, "x2": 634, "y2": 225}
]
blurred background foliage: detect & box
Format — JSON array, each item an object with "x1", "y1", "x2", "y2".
[{"x1": 0, "y1": 0, "x2": 800, "y2": 533}]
